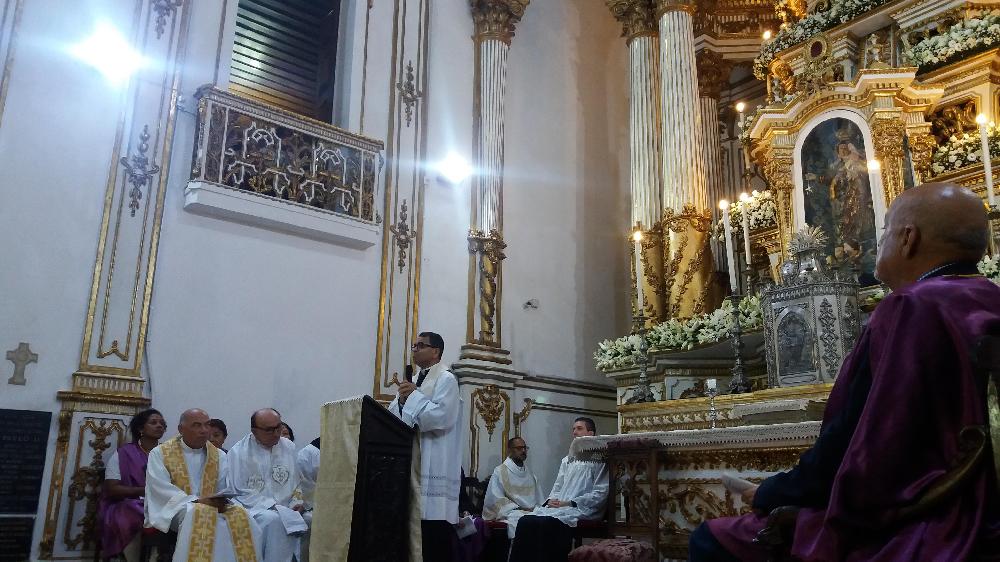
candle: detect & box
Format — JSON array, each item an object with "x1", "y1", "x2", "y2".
[
  {"x1": 633, "y1": 230, "x2": 644, "y2": 315},
  {"x1": 707, "y1": 378, "x2": 717, "y2": 391},
  {"x1": 978, "y1": 113, "x2": 996, "y2": 207},
  {"x1": 720, "y1": 200, "x2": 739, "y2": 293},
  {"x1": 739, "y1": 192, "x2": 752, "y2": 267}
]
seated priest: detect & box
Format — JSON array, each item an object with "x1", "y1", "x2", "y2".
[
  {"x1": 98, "y1": 408, "x2": 166, "y2": 561},
  {"x1": 483, "y1": 436, "x2": 544, "y2": 539},
  {"x1": 509, "y1": 417, "x2": 610, "y2": 562},
  {"x1": 229, "y1": 408, "x2": 307, "y2": 562},
  {"x1": 145, "y1": 408, "x2": 261, "y2": 562},
  {"x1": 388, "y1": 331, "x2": 464, "y2": 562},
  {"x1": 691, "y1": 182, "x2": 1000, "y2": 561},
  {"x1": 295, "y1": 436, "x2": 321, "y2": 562}
]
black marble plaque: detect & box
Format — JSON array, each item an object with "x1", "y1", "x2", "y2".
[
  {"x1": 0, "y1": 409, "x2": 52, "y2": 514},
  {"x1": 0, "y1": 516, "x2": 34, "y2": 561}
]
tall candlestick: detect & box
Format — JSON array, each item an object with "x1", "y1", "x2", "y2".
[
  {"x1": 720, "y1": 200, "x2": 738, "y2": 293},
  {"x1": 633, "y1": 230, "x2": 644, "y2": 315},
  {"x1": 739, "y1": 193, "x2": 752, "y2": 267},
  {"x1": 978, "y1": 114, "x2": 996, "y2": 207}
]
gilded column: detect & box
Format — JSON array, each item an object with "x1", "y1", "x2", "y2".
[
  {"x1": 608, "y1": 0, "x2": 665, "y2": 324},
  {"x1": 463, "y1": 0, "x2": 528, "y2": 356},
  {"x1": 657, "y1": 0, "x2": 712, "y2": 316},
  {"x1": 870, "y1": 115, "x2": 907, "y2": 207}
]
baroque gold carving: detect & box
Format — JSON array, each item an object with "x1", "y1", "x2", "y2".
[
  {"x1": 871, "y1": 117, "x2": 907, "y2": 206},
  {"x1": 606, "y1": 0, "x2": 658, "y2": 41},
  {"x1": 655, "y1": 0, "x2": 696, "y2": 16},
  {"x1": 471, "y1": 0, "x2": 530, "y2": 44},
  {"x1": 762, "y1": 154, "x2": 795, "y2": 256},
  {"x1": 666, "y1": 446, "x2": 808, "y2": 471},
  {"x1": 472, "y1": 384, "x2": 508, "y2": 439},
  {"x1": 696, "y1": 49, "x2": 731, "y2": 100},
  {"x1": 469, "y1": 229, "x2": 507, "y2": 345},
  {"x1": 908, "y1": 131, "x2": 937, "y2": 184},
  {"x1": 930, "y1": 99, "x2": 977, "y2": 144},
  {"x1": 660, "y1": 205, "x2": 713, "y2": 318},
  {"x1": 64, "y1": 418, "x2": 124, "y2": 551},
  {"x1": 389, "y1": 199, "x2": 417, "y2": 274}
]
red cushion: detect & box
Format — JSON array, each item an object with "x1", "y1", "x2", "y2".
[
  {"x1": 485, "y1": 520, "x2": 508, "y2": 530},
  {"x1": 141, "y1": 527, "x2": 162, "y2": 537}
]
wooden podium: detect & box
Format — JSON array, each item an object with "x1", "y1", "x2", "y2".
[{"x1": 311, "y1": 395, "x2": 416, "y2": 562}]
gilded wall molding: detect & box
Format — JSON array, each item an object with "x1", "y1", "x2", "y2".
[
  {"x1": 0, "y1": 0, "x2": 25, "y2": 131},
  {"x1": 373, "y1": 0, "x2": 432, "y2": 401},
  {"x1": 468, "y1": 229, "x2": 507, "y2": 346},
  {"x1": 908, "y1": 131, "x2": 936, "y2": 183},
  {"x1": 470, "y1": 0, "x2": 530, "y2": 44},
  {"x1": 660, "y1": 205, "x2": 714, "y2": 317},
  {"x1": 655, "y1": 0, "x2": 696, "y2": 17},
  {"x1": 468, "y1": 384, "x2": 511, "y2": 477},
  {"x1": 606, "y1": 0, "x2": 658, "y2": 42}
]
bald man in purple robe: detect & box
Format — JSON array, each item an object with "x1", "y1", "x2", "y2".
[{"x1": 690, "y1": 183, "x2": 1000, "y2": 561}]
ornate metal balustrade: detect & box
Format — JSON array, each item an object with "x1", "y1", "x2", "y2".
[{"x1": 191, "y1": 86, "x2": 384, "y2": 224}]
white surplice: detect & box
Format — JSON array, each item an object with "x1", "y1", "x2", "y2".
[
  {"x1": 295, "y1": 442, "x2": 320, "y2": 562},
  {"x1": 145, "y1": 440, "x2": 262, "y2": 562},
  {"x1": 388, "y1": 361, "x2": 464, "y2": 523},
  {"x1": 529, "y1": 455, "x2": 609, "y2": 527},
  {"x1": 228, "y1": 435, "x2": 305, "y2": 562},
  {"x1": 483, "y1": 457, "x2": 545, "y2": 538}
]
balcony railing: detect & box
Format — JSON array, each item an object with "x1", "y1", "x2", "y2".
[{"x1": 190, "y1": 86, "x2": 384, "y2": 225}]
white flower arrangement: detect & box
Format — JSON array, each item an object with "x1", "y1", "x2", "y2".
[
  {"x1": 929, "y1": 127, "x2": 1000, "y2": 177},
  {"x1": 594, "y1": 296, "x2": 765, "y2": 371},
  {"x1": 753, "y1": 0, "x2": 893, "y2": 80},
  {"x1": 903, "y1": 12, "x2": 1000, "y2": 70},
  {"x1": 714, "y1": 190, "x2": 779, "y2": 241},
  {"x1": 979, "y1": 255, "x2": 1000, "y2": 285}
]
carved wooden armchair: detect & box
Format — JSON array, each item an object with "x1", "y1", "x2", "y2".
[{"x1": 753, "y1": 334, "x2": 1000, "y2": 562}]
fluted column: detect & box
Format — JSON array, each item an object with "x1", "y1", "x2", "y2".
[
  {"x1": 696, "y1": 49, "x2": 732, "y2": 296},
  {"x1": 465, "y1": 0, "x2": 528, "y2": 353},
  {"x1": 657, "y1": 0, "x2": 713, "y2": 316},
  {"x1": 608, "y1": 0, "x2": 665, "y2": 325}
]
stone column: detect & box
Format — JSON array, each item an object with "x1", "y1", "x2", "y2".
[
  {"x1": 697, "y1": 49, "x2": 731, "y2": 210},
  {"x1": 657, "y1": 0, "x2": 713, "y2": 315},
  {"x1": 608, "y1": 0, "x2": 665, "y2": 324},
  {"x1": 458, "y1": 1, "x2": 528, "y2": 362}
]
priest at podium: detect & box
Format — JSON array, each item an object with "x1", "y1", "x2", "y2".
[
  {"x1": 388, "y1": 331, "x2": 463, "y2": 562},
  {"x1": 145, "y1": 408, "x2": 262, "y2": 562}
]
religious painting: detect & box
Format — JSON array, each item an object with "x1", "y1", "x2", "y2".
[
  {"x1": 800, "y1": 118, "x2": 879, "y2": 285},
  {"x1": 776, "y1": 307, "x2": 816, "y2": 377}
]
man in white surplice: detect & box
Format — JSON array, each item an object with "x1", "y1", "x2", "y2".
[
  {"x1": 388, "y1": 331, "x2": 463, "y2": 562},
  {"x1": 145, "y1": 408, "x2": 262, "y2": 562},
  {"x1": 228, "y1": 408, "x2": 307, "y2": 562},
  {"x1": 483, "y1": 436, "x2": 544, "y2": 539},
  {"x1": 508, "y1": 417, "x2": 610, "y2": 562},
  {"x1": 294, "y1": 437, "x2": 320, "y2": 562}
]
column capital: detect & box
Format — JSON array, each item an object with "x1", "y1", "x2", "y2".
[
  {"x1": 606, "y1": 0, "x2": 658, "y2": 41},
  {"x1": 471, "y1": 0, "x2": 530, "y2": 44},
  {"x1": 655, "y1": 0, "x2": 696, "y2": 17},
  {"x1": 696, "y1": 49, "x2": 731, "y2": 99}
]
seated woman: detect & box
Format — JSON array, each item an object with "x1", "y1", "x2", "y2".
[{"x1": 98, "y1": 408, "x2": 166, "y2": 561}]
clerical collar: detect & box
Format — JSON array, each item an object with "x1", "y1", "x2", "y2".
[
  {"x1": 917, "y1": 261, "x2": 981, "y2": 281},
  {"x1": 179, "y1": 437, "x2": 205, "y2": 453}
]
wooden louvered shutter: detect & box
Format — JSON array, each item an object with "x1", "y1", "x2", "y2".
[{"x1": 230, "y1": 0, "x2": 340, "y2": 121}]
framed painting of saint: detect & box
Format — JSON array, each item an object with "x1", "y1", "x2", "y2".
[{"x1": 800, "y1": 118, "x2": 879, "y2": 286}]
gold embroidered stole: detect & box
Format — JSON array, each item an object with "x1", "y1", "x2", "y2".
[{"x1": 160, "y1": 437, "x2": 258, "y2": 562}]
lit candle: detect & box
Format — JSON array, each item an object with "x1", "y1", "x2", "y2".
[
  {"x1": 978, "y1": 113, "x2": 996, "y2": 207},
  {"x1": 720, "y1": 200, "x2": 739, "y2": 293},
  {"x1": 739, "y1": 192, "x2": 752, "y2": 267},
  {"x1": 707, "y1": 378, "x2": 717, "y2": 391},
  {"x1": 633, "y1": 229, "x2": 645, "y2": 315}
]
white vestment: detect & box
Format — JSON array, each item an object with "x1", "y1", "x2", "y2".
[
  {"x1": 228, "y1": 435, "x2": 305, "y2": 562},
  {"x1": 388, "y1": 362, "x2": 464, "y2": 523},
  {"x1": 529, "y1": 455, "x2": 609, "y2": 527},
  {"x1": 145, "y1": 439, "x2": 262, "y2": 562},
  {"x1": 295, "y1": 442, "x2": 320, "y2": 562},
  {"x1": 483, "y1": 457, "x2": 544, "y2": 539}
]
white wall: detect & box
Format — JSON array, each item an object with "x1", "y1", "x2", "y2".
[{"x1": 0, "y1": 0, "x2": 626, "y2": 556}]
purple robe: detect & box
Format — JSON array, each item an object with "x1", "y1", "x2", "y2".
[
  {"x1": 98, "y1": 442, "x2": 148, "y2": 557},
  {"x1": 707, "y1": 273, "x2": 1000, "y2": 561}
]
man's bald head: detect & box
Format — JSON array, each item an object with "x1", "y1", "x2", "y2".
[
  {"x1": 875, "y1": 182, "x2": 988, "y2": 289},
  {"x1": 177, "y1": 408, "x2": 211, "y2": 449},
  {"x1": 250, "y1": 408, "x2": 283, "y2": 449}
]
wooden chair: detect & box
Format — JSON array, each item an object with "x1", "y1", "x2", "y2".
[{"x1": 753, "y1": 334, "x2": 1000, "y2": 562}]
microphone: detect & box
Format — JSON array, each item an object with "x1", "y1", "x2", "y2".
[{"x1": 404, "y1": 364, "x2": 414, "y2": 383}]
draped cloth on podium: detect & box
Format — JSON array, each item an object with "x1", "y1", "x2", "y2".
[{"x1": 309, "y1": 396, "x2": 422, "y2": 562}]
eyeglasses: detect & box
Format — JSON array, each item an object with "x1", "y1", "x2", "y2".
[
  {"x1": 411, "y1": 342, "x2": 438, "y2": 350},
  {"x1": 511, "y1": 445, "x2": 529, "y2": 451},
  {"x1": 252, "y1": 424, "x2": 282, "y2": 434}
]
